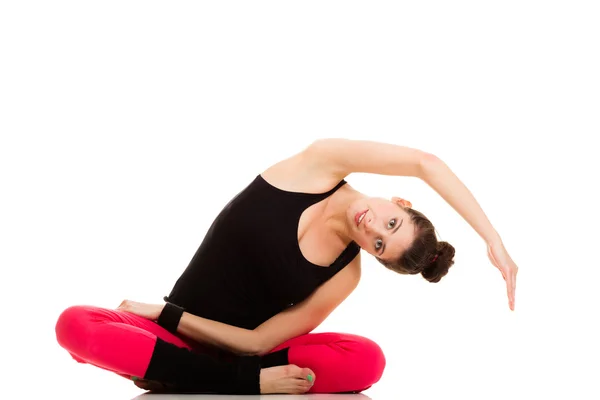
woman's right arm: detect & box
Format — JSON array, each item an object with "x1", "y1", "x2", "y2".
[
  {"x1": 175, "y1": 254, "x2": 362, "y2": 356},
  {"x1": 253, "y1": 253, "x2": 362, "y2": 355}
]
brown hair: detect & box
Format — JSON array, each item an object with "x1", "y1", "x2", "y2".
[{"x1": 377, "y1": 207, "x2": 455, "y2": 283}]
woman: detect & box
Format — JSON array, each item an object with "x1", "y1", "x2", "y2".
[{"x1": 55, "y1": 139, "x2": 518, "y2": 394}]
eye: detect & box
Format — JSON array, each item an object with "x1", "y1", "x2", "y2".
[
  {"x1": 388, "y1": 218, "x2": 396, "y2": 229},
  {"x1": 375, "y1": 239, "x2": 383, "y2": 250}
]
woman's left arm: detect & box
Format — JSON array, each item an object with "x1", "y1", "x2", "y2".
[
  {"x1": 307, "y1": 139, "x2": 518, "y2": 310},
  {"x1": 420, "y1": 156, "x2": 518, "y2": 310},
  {"x1": 420, "y1": 155, "x2": 502, "y2": 245}
]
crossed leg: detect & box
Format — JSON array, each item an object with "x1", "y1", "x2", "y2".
[
  {"x1": 55, "y1": 305, "x2": 385, "y2": 393},
  {"x1": 265, "y1": 332, "x2": 387, "y2": 393}
]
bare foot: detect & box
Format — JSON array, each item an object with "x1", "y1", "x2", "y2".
[
  {"x1": 132, "y1": 378, "x2": 177, "y2": 392},
  {"x1": 259, "y1": 364, "x2": 315, "y2": 394}
]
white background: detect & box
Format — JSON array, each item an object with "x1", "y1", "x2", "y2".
[{"x1": 2, "y1": 1, "x2": 599, "y2": 399}]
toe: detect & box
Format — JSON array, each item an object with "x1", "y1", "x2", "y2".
[{"x1": 302, "y1": 367, "x2": 315, "y2": 383}]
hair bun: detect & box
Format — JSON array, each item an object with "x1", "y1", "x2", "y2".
[{"x1": 421, "y1": 241, "x2": 456, "y2": 283}]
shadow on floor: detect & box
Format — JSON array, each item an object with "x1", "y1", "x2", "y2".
[{"x1": 132, "y1": 392, "x2": 373, "y2": 399}]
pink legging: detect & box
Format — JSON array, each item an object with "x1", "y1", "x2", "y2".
[{"x1": 55, "y1": 305, "x2": 386, "y2": 393}]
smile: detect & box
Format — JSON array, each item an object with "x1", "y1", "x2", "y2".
[{"x1": 355, "y1": 209, "x2": 368, "y2": 227}]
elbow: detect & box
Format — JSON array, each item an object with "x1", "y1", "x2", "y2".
[
  {"x1": 227, "y1": 331, "x2": 265, "y2": 356},
  {"x1": 233, "y1": 342, "x2": 264, "y2": 357},
  {"x1": 252, "y1": 334, "x2": 283, "y2": 356},
  {"x1": 250, "y1": 332, "x2": 268, "y2": 356},
  {"x1": 251, "y1": 334, "x2": 294, "y2": 357},
  {"x1": 418, "y1": 152, "x2": 443, "y2": 179}
]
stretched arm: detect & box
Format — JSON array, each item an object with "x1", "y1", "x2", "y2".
[
  {"x1": 306, "y1": 138, "x2": 518, "y2": 310},
  {"x1": 306, "y1": 139, "x2": 500, "y2": 242},
  {"x1": 420, "y1": 155, "x2": 501, "y2": 244},
  {"x1": 177, "y1": 255, "x2": 361, "y2": 355},
  {"x1": 420, "y1": 156, "x2": 517, "y2": 310}
]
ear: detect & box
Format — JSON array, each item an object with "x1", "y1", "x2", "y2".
[{"x1": 392, "y1": 196, "x2": 412, "y2": 208}]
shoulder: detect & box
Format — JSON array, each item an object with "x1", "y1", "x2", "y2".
[{"x1": 260, "y1": 141, "x2": 343, "y2": 194}]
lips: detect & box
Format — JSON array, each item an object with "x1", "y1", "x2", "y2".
[{"x1": 355, "y1": 209, "x2": 368, "y2": 227}]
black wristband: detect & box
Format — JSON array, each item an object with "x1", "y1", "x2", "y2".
[{"x1": 157, "y1": 302, "x2": 185, "y2": 334}]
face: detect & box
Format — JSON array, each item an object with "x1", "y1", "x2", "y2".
[{"x1": 347, "y1": 196, "x2": 416, "y2": 261}]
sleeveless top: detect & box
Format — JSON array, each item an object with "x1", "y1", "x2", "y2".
[{"x1": 163, "y1": 174, "x2": 361, "y2": 330}]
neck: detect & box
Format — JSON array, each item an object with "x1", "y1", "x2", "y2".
[{"x1": 323, "y1": 185, "x2": 367, "y2": 244}]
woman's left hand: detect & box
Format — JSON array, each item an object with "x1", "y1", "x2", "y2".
[
  {"x1": 117, "y1": 299, "x2": 164, "y2": 321},
  {"x1": 487, "y1": 240, "x2": 518, "y2": 311}
]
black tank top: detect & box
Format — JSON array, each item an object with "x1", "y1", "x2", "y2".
[{"x1": 163, "y1": 174, "x2": 361, "y2": 330}]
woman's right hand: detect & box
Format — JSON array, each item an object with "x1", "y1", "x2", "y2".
[{"x1": 487, "y1": 240, "x2": 518, "y2": 311}]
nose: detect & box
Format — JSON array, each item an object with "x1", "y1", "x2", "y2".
[
  {"x1": 364, "y1": 215, "x2": 372, "y2": 233},
  {"x1": 364, "y1": 216, "x2": 384, "y2": 237}
]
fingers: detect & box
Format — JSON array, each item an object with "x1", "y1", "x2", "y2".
[
  {"x1": 508, "y1": 284, "x2": 514, "y2": 310},
  {"x1": 511, "y1": 269, "x2": 517, "y2": 310},
  {"x1": 507, "y1": 269, "x2": 517, "y2": 311}
]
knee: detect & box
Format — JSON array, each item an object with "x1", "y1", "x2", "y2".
[
  {"x1": 55, "y1": 305, "x2": 93, "y2": 350},
  {"x1": 352, "y1": 336, "x2": 386, "y2": 384},
  {"x1": 335, "y1": 334, "x2": 386, "y2": 388}
]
